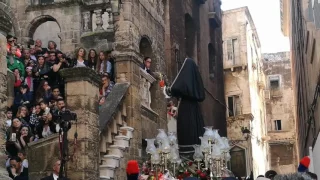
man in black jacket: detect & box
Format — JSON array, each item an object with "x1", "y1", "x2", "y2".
[
  {"x1": 41, "y1": 160, "x2": 68, "y2": 180},
  {"x1": 8, "y1": 156, "x2": 28, "y2": 180}
]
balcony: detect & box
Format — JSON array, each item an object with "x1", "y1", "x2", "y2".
[
  {"x1": 264, "y1": 89, "x2": 283, "y2": 99},
  {"x1": 209, "y1": 12, "x2": 221, "y2": 28},
  {"x1": 29, "y1": 0, "x2": 75, "y2": 6},
  {"x1": 224, "y1": 63, "x2": 247, "y2": 72},
  {"x1": 140, "y1": 68, "x2": 156, "y2": 110}
]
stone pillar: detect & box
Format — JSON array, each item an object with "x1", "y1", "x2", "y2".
[
  {"x1": 115, "y1": 54, "x2": 143, "y2": 161},
  {"x1": 60, "y1": 67, "x2": 101, "y2": 180}
]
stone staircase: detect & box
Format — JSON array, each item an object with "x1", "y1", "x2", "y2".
[{"x1": 98, "y1": 83, "x2": 133, "y2": 180}]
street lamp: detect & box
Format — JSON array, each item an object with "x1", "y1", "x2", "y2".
[{"x1": 241, "y1": 127, "x2": 251, "y2": 140}]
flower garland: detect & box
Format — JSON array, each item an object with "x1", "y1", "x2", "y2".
[{"x1": 140, "y1": 160, "x2": 210, "y2": 180}]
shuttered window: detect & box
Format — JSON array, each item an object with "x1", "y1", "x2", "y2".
[
  {"x1": 227, "y1": 39, "x2": 233, "y2": 60},
  {"x1": 227, "y1": 38, "x2": 240, "y2": 64}
]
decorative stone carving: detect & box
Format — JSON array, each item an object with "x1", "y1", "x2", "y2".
[
  {"x1": 158, "y1": 0, "x2": 164, "y2": 17},
  {"x1": 107, "y1": 9, "x2": 114, "y2": 31},
  {"x1": 140, "y1": 68, "x2": 156, "y2": 109},
  {"x1": 94, "y1": 9, "x2": 104, "y2": 31},
  {"x1": 82, "y1": 11, "x2": 91, "y2": 32}
]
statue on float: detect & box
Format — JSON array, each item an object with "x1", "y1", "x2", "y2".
[{"x1": 161, "y1": 58, "x2": 205, "y2": 153}]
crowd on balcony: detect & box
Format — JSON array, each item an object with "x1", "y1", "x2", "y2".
[{"x1": 4, "y1": 34, "x2": 117, "y2": 180}]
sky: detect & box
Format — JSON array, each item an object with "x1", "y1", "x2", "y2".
[{"x1": 221, "y1": 0, "x2": 290, "y2": 53}]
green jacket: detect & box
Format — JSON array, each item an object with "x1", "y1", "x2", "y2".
[{"x1": 7, "y1": 55, "x2": 25, "y2": 77}]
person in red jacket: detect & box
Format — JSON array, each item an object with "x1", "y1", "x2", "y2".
[{"x1": 6, "y1": 35, "x2": 21, "y2": 58}]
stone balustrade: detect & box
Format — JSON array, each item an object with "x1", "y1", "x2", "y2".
[
  {"x1": 139, "y1": 68, "x2": 156, "y2": 110},
  {"x1": 82, "y1": 8, "x2": 114, "y2": 34}
]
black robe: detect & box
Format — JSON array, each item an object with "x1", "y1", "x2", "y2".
[{"x1": 169, "y1": 58, "x2": 205, "y2": 153}]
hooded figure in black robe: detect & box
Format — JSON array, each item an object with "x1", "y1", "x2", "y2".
[{"x1": 164, "y1": 58, "x2": 205, "y2": 153}]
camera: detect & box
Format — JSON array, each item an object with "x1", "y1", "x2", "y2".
[
  {"x1": 59, "y1": 110, "x2": 77, "y2": 122},
  {"x1": 53, "y1": 109, "x2": 77, "y2": 124}
]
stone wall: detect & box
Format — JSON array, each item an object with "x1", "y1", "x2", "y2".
[
  {"x1": 8, "y1": 0, "x2": 82, "y2": 53},
  {"x1": 27, "y1": 135, "x2": 60, "y2": 179},
  {"x1": 111, "y1": 1, "x2": 168, "y2": 177},
  {"x1": 0, "y1": 0, "x2": 13, "y2": 179}
]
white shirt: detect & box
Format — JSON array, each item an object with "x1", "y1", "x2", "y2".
[
  {"x1": 76, "y1": 60, "x2": 86, "y2": 67},
  {"x1": 53, "y1": 173, "x2": 58, "y2": 180},
  {"x1": 6, "y1": 120, "x2": 11, "y2": 127},
  {"x1": 42, "y1": 126, "x2": 53, "y2": 138},
  {"x1": 22, "y1": 159, "x2": 28, "y2": 168}
]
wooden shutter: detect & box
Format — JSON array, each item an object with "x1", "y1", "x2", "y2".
[
  {"x1": 227, "y1": 39, "x2": 233, "y2": 60},
  {"x1": 234, "y1": 96, "x2": 241, "y2": 116},
  {"x1": 233, "y1": 38, "x2": 240, "y2": 64}
]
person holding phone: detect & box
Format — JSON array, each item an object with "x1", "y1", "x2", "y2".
[{"x1": 6, "y1": 118, "x2": 22, "y2": 157}]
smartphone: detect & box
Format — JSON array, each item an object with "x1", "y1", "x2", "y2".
[
  {"x1": 11, "y1": 133, "x2": 16, "y2": 142},
  {"x1": 44, "y1": 107, "x2": 50, "y2": 115}
]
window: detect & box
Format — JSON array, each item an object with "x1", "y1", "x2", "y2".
[
  {"x1": 269, "y1": 76, "x2": 280, "y2": 89},
  {"x1": 227, "y1": 38, "x2": 239, "y2": 64},
  {"x1": 274, "y1": 120, "x2": 282, "y2": 130},
  {"x1": 208, "y1": 43, "x2": 215, "y2": 78},
  {"x1": 227, "y1": 95, "x2": 241, "y2": 117}
]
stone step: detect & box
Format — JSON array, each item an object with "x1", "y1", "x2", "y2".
[
  {"x1": 114, "y1": 135, "x2": 130, "y2": 141},
  {"x1": 119, "y1": 126, "x2": 134, "y2": 138},
  {"x1": 113, "y1": 138, "x2": 129, "y2": 148},
  {"x1": 100, "y1": 176, "x2": 111, "y2": 180},
  {"x1": 102, "y1": 155, "x2": 121, "y2": 167},
  {"x1": 107, "y1": 145, "x2": 125, "y2": 157},
  {"x1": 100, "y1": 165, "x2": 116, "y2": 178}
]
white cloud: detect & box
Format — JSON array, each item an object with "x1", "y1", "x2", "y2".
[{"x1": 221, "y1": 0, "x2": 290, "y2": 53}]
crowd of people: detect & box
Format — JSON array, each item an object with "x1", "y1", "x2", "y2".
[{"x1": 4, "y1": 34, "x2": 117, "y2": 179}]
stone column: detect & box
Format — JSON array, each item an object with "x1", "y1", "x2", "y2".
[{"x1": 60, "y1": 67, "x2": 101, "y2": 180}]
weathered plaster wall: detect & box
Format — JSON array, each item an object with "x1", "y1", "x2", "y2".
[
  {"x1": 223, "y1": 7, "x2": 268, "y2": 177},
  {"x1": 263, "y1": 52, "x2": 297, "y2": 173}
]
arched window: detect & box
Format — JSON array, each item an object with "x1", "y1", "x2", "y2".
[
  {"x1": 208, "y1": 43, "x2": 215, "y2": 78},
  {"x1": 30, "y1": 16, "x2": 61, "y2": 50},
  {"x1": 139, "y1": 37, "x2": 154, "y2": 70}
]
